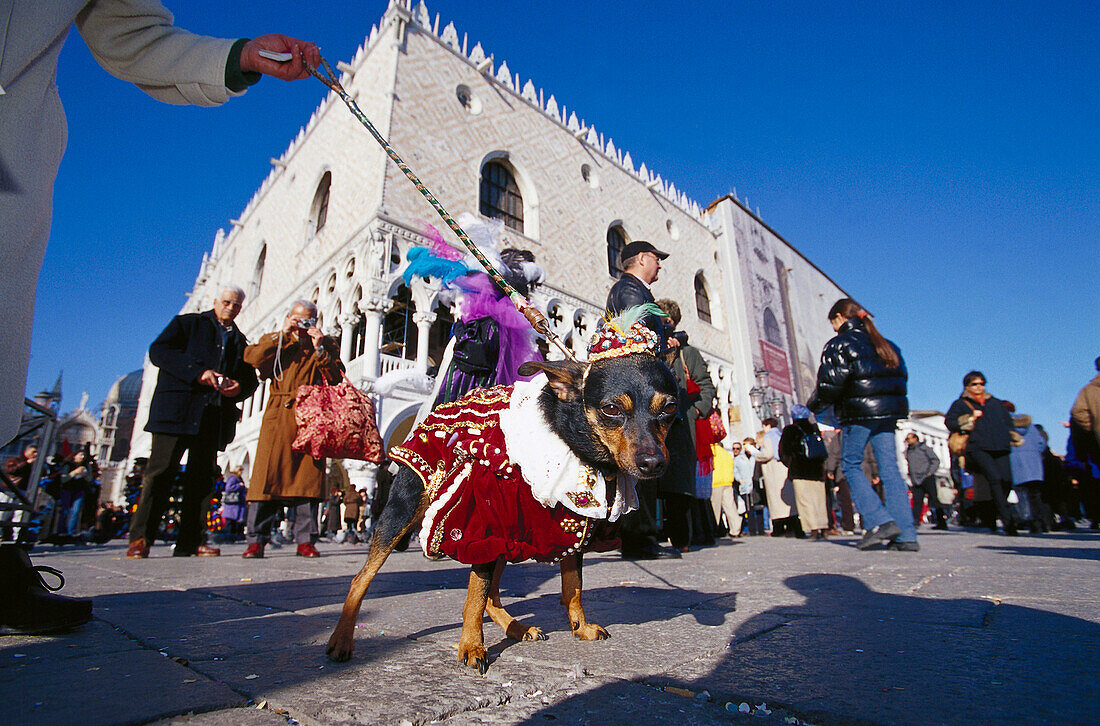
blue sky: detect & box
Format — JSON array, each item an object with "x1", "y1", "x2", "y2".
[{"x1": 28, "y1": 0, "x2": 1098, "y2": 452}]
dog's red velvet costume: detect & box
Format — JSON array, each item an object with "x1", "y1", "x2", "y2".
[{"x1": 390, "y1": 379, "x2": 631, "y2": 565}]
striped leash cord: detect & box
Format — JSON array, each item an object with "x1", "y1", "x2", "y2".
[{"x1": 305, "y1": 57, "x2": 577, "y2": 363}]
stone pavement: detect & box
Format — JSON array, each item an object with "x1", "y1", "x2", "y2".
[{"x1": 2, "y1": 528, "x2": 1097, "y2": 726}]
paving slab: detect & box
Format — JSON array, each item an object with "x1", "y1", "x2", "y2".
[
  {"x1": 3, "y1": 528, "x2": 1097, "y2": 725},
  {"x1": 2, "y1": 649, "x2": 244, "y2": 726}
]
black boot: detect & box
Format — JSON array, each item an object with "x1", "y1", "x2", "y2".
[{"x1": 0, "y1": 545, "x2": 93, "y2": 634}]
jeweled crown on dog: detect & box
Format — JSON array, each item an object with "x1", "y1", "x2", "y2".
[{"x1": 587, "y1": 307, "x2": 661, "y2": 361}]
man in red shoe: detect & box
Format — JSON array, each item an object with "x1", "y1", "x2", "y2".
[{"x1": 127, "y1": 286, "x2": 258, "y2": 558}]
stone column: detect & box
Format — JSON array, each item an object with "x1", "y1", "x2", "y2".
[
  {"x1": 344, "y1": 460, "x2": 379, "y2": 527},
  {"x1": 358, "y1": 295, "x2": 392, "y2": 380},
  {"x1": 718, "y1": 367, "x2": 735, "y2": 443},
  {"x1": 338, "y1": 312, "x2": 360, "y2": 362},
  {"x1": 412, "y1": 311, "x2": 436, "y2": 372}
]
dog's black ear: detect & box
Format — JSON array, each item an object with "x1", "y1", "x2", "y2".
[{"x1": 517, "y1": 360, "x2": 586, "y2": 402}]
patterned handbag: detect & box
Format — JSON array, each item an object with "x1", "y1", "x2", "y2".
[
  {"x1": 292, "y1": 371, "x2": 384, "y2": 462},
  {"x1": 706, "y1": 408, "x2": 727, "y2": 442}
]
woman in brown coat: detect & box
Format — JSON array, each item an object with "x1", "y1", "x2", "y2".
[{"x1": 242, "y1": 300, "x2": 342, "y2": 558}]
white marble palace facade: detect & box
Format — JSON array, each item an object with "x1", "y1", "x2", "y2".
[{"x1": 127, "y1": 1, "x2": 855, "y2": 495}]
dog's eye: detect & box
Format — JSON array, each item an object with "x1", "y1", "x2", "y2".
[
  {"x1": 658, "y1": 402, "x2": 678, "y2": 420},
  {"x1": 600, "y1": 403, "x2": 623, "y2": 417}
]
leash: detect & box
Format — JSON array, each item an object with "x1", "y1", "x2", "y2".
[{"x1": 304, "y1": 56, "x2": 578, "y2": 363}]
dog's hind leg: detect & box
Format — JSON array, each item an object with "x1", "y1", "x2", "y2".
[
  {"x1": 457, "y1": 561, "x2": 495, "y2": 674},
  {"x1": 560, "y1": 553, "x2": 608, "y2": 640},
  {"x1": 326, "y1": 466, "x2": 425, "y2": 662},
  {"x1": 484, "y1": 558, "x2": 547, "y2": 642}
]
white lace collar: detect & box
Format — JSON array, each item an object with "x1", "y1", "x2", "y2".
[{"x1": 499, "y1": 374, "x2": 637, "y2": 521}]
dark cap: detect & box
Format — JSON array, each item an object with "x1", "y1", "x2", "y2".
[{"x1": 620, "y1": 240, "x2": 669, "y2": 264}]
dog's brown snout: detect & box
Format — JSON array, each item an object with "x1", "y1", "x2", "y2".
[{"x1": 635, "y1": 452, "x2": 665, "y2": 477}]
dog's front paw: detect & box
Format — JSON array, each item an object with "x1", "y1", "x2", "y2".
[
  {"x1": 521, "y1": 626, "x2": 547, "y2": 641},
  {"x1": 504, "y1": 621, "x2": 547, "y2": 642},
  {"x1": 458, "y1": 643, "x2": 489, "y2": 674},
  {"x1": 572, "y1": 622, "x2": 609, "y2": 641},
  {"x1": 325, "y1": 630, "x2": 355, "y2": 662}
]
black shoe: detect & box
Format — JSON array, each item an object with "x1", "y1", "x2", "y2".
[
  {"x1": 622, "y1": 545, "x2": 682, "y2": 560},
  {"x1": 887, "y1": 540, "x2": 920, "y2": 552},
  {"x1": 0, "y1": 545, "x2": 92, "y2": 634},
  {"x1": 856, "y1": 521, "x2": 902, "y2": 550},
  {"x1": 933, "y1": 523, "x2": 949, "y2": 531}
]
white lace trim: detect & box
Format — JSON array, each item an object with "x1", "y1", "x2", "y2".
[
  {"x1": 499, "y1": 375, "x2": 637, "y2": 521},
  {"x1": 420, "y1": 461, "x2": 471, "y2": 557}
]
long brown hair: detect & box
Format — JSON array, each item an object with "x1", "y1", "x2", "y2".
[{"x1": 828, "y1": 298, "x2": 900, "y2": 369}]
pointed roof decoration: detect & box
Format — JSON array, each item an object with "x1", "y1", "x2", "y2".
[
  {"x1": 413, "y1": 1, "x2": 431, "y2": 28},
  {"x1": 468, "y1": 41, "x2": 486, "y2": 65},
  {"x1": 495, "y1": 60, "x2": 511, "y2": 87},
  {"x1": 441, "y1": 21, "x2": 460, "y2": 49},
  {"x1": 521, "y1": 79, "x2": 539, "y2": 105},
  {"x1": 212, "y1": 2, "x2": 714, "y2": 261}
]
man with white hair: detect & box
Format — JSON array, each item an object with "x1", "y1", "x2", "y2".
[{"x1": 127, "y1": 285, "x2": 258, "y2": 558}]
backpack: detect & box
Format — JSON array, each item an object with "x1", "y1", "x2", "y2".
[{"x1": 798, "y1": 427, "x2": 828, "y2": 461}]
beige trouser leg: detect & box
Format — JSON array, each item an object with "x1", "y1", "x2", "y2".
[
  {"x1": 711, "y1": 486, "x2": 742, "y2": 535},
  {"x1": 792, "y1": 478, "x2": 829, "y2": 532}
]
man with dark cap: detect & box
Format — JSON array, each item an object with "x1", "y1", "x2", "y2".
[
  {"x1": 605, "y1": 241, "x2": 680, "y2": 559},
  {"x1": 606, "y1": 240, "x2": 669, "y2": 332}
]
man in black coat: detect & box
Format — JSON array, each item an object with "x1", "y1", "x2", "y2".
[
  {"x1": 605, "y1": 241, "x2": 680, "y2": 559},
  {"x1": 127, "y1": 286, "x2": 258, "y2": 558},
  {"x1": 605, "y1": 240, "x2": 668, "y2": 333}
]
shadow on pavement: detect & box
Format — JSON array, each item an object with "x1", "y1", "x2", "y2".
[
  {"x1": 520, "y1": 572, "x2": 1100, "y2": 725},
  {"x1": 975, "y1": 543, "x2": 1100, "y2": 561}
]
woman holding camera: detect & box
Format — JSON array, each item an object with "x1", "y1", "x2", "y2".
[
  {"x1": 242, "y1": 300, "x2": 342, "y2": 558},
  {"x1": 808, "y1": 299, "x2": 915, "y2": 551}
]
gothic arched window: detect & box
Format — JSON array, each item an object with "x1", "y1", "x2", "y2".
[
  {"x1": 309, "y1": 171, "x2": 332, "y2": 236},
  {"x1": 695, "y1": 273, "x2": 712, "y2": 324},
  {"x1": 606, "y1": 225, "x2": 628, "y2": 279},
  {"x1": 763, "y1": 307, "x2": 783, "y2": 346},
  {"x1": 381, "y1": 285, "x2": 417, "y2": 361},
  {"x1": 250, "y1": 244, "x2": 266, "y2": 300},
  {"x1": 479, "y1": 161, "x2": 523, "y2": 232}
]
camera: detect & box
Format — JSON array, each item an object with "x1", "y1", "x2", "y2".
[{"x1": 296, "y1": 318, "x2": 317, "y2": 330}]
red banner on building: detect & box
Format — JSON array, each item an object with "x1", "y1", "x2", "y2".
[{"x1": 760, "y1": 341, "x2": 792, "y2": 395}]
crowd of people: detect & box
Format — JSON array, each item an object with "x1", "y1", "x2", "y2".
[{"x1": 23, "y1": 249, "x2": 1098, "y2": 563}]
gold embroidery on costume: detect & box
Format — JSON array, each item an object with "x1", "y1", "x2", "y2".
[
  {"x1": 566, "y1": 491, "x2": 599, "y2": 508},
  {"x1": 560, "y1": 518, "x2": 583, "y2": 533},
  {"x1": 390, "y1": 446, "x2": 429, "y2": 474},
  {"x1": 426, "y1": 461, "x2": 448, "y2": 498}
]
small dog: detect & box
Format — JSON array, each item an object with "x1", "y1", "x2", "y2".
[{"x1": 326, "y1": 330, "x2": 679, "y2": 672}]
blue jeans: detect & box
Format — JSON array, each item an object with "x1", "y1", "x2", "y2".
[
  {"x1": 63, "y1": 494, "x2": 84, "y2": 535},
  {"x1": 841, "y1": 420, "x2": 917, "y2": 543}
]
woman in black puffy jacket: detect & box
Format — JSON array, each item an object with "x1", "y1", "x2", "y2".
[{"x1": 808, "y1": 299, "x2": 916, "y2": 551}]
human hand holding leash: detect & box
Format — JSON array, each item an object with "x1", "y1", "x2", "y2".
[{"x1": 240, "y1": 35, "x2": 320, "y2": 81}]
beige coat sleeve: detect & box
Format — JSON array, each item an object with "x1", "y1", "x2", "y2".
[
  {"x1": 75, "y1": 0, "x2": 242, "y2": 106},
  {"x1": 1070, "y1": 387, "x2": 1091, "y2": 430},
  {"x1": 751, "y1": 438, "x2": 776, "y2": 464}
]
